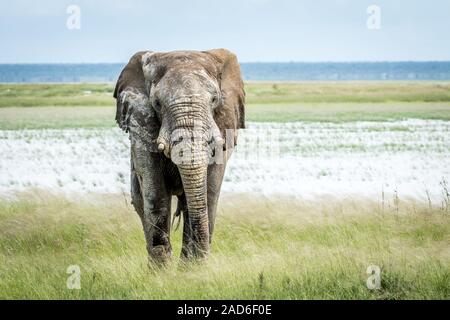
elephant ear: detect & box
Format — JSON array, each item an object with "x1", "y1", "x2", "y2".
[
  {"x1": 113, "y1": 51, "x2": 160, "y2": 152},
  {"x1": 205, "y1": 48, "x2": 245, "y2": 148},
  {"x1": 114, "y1": 51, "x2": 150, "y2": 132}
]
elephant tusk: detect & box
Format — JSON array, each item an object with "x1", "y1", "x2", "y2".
[
  {"x1": 158, "y1": 143, "x2": 165, "y2": 151},
  {"x1": 214, "y1": 136, "x2": 224, "y2": 145}
]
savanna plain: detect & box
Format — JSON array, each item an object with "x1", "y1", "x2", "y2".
[{"x1": 0, "y1": 82, "x2": 449, "y2": 299}]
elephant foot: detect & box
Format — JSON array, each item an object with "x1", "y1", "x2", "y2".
[
  {"x1": 180, "y1": 244, "x2": 194, "y2": 261},
  {"x1": 180, "y1": 242, "x2": 209, "y2": 262},
  {"x1": 148, "y1": 245, "x2": 172, "y2": 266}
]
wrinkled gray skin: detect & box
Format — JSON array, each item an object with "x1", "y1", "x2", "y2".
[{"x1": 114, "y1": 49, "x2": 245, "y2": 263}]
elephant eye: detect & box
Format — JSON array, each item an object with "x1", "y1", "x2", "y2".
[
  {"x1": 153, "y1": 99, "x2": 161, "y2": 111},
  {"x1": 211, "y1": 94, "x2": 219, "y2": 106}
]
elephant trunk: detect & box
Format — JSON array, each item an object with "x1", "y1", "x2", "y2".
[
  {"x1": 178, "y1": 162, "x2": 209, "y2": 258},
  {"x1": 168, "y1": 101, "x2": 213, "y2": 258}
]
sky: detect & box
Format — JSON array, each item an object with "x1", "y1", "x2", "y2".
[{"x1": 0, "y1": 0, "x2": 449, "y2": 63}]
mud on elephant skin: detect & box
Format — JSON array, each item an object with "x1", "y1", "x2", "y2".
[{"x1": 113, "y1": 49, "x2": 245, "y2": 264}]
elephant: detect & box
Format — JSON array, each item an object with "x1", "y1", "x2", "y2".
[{"x1": 113, "y1": 49, "x2": 245, "y2": 264}]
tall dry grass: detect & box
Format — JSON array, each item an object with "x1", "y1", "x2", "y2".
[{"x1": 0, "y1": 190, "x2": 448, "y2": 299}]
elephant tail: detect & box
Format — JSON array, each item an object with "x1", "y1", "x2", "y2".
[
  {"x1": 171, "y1": 195, "x2": 186, "y2": 231},
  {"x1": 171, "y1": 209, "x2": 182, "y2": 231}
]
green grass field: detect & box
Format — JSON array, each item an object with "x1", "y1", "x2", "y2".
[
  {"x1": 0, "y1": 192, "x2": 448, "y2": 299},
  {"x1": 2, "y1": 82, "x2": 450, "y2": 107},
  {"x1": 0, "y1": 82, "x2": 450, "y2": 129},
  {"x1": 0, "y1": 82, "x2": 449, "y2": 299},
  {"x1": 2, "y1": 103, "x2": 450, "y2": 130}
]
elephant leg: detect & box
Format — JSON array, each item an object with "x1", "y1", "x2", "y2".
[
  {"x1": 206, "y1": 161, "x2": 228, "y2": 243},
  {"x1": 130, "y1": 161, "x2": 144, "y2": 221},
  {"x1": 142, "y1": 193, "x2": 172, "y2": 265},
  {"x1": 132, "y1": 149, "x2": 172, "y2": 265}
]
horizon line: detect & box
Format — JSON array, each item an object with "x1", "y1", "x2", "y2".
[{"x1": 1, "y1": 60, "x2": 450, "y2": 65}]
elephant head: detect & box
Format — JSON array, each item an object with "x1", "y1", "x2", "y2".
[{"x1": 114, "y1": 49, "x2": 245, "y2": 259}]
